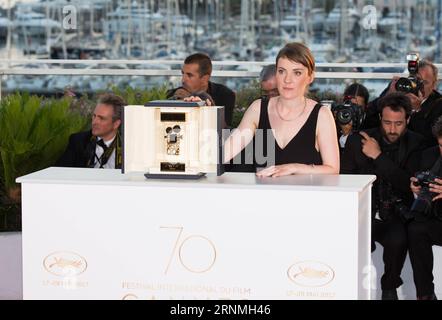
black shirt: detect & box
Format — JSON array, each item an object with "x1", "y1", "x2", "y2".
[
  {"x1": 167, "y1": 81, "x2": 236, "y2": 128},
  {"x1": 255, "y1": 98, "x2": 323, "y2": 168},
  {"x1": 408, "y1": 91, "x2": 442, "y2": 148},
  {"x1": 380, "y1": 138, "x2": 400, "y2": 165}
]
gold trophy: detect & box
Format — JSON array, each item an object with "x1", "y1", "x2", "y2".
[{"x1": 122, "y1": 100, "x2": 224, "y2": 179}]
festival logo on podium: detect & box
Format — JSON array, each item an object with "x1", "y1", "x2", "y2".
[
  {"x1": 287, "y1": 260, "x2": 335, "y2": 287},
  {"x1": 43, "y1": 251, "x2": 88, "y2": 277}
]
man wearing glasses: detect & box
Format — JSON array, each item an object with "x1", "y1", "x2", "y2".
[
  {"x1": 406, "y1": 61, "x2": 442, "y2": 148},
  {"x1": 260, "y1": 64, "x2": 279, "y2": 99}
]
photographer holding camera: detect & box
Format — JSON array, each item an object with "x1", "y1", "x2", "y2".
[
  {"x1": 365, "y1": 55, "x2": 442, "y2": 149},
  {"x1": 333, "y1": 83, "x2": 369, "y2": 153},
  {"x1": 407, "y1": 116, "x2": 442, "y2": 300},
  {"x1": 341, "y1": 92, "x2": 424, "y2": 299}
]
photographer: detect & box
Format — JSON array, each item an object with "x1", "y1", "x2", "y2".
[
  {"x1": 341, "y1": 92, "x2": 424, "y2": 299},
  {"x1": 364, "y1": 58, "x2": 442, "y2": 148},
  {"x1": 407, "y1": 116, "x2": 442, "y2": 300},
  {"x1": 334, "y1": 83, "x2": 369, "y2": 153}
]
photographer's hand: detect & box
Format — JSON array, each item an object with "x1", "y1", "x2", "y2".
[
  {"x1": 360, "y1": 131, "x2": 381, "y2": 159},
  {"x1": 406, "y1": 91, "x2": 424, "y2": 112},
  {"x1": 387, "y1": 77, "x2": 400, "y2": 94},
  {"x1": 430, "y1": 178, "x2": 442, "y2": 201},
  {"x1": 410, "y1": 177, "x2": 421, "y2": 196}
]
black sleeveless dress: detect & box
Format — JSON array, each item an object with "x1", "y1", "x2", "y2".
[{"x1": 254, "y1": 98, "x2": 323, "y2": 168}]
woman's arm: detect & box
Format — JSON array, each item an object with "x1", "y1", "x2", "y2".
[
  {"x1": 257, "y1": 105, "x2": 339, "y2": 177},
  {"x1": 223, "y1": 99, "x2": 261, "y2": 163},
  {"x1": 314, "y1": 105, "x2": 340, "y2": 173}
]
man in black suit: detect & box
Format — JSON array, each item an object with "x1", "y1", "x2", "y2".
[
  {"x1": 341, "y1": 92, "x2": 424, "y2": 300},
  {"x1": 167, "y1": 53, "x2": 236, "y2": 128},
  {"x1": 56, "y1": 93, "x2": 126, "y2": 169},
  {"x1": 364, "y1": 60, "x2": 442, "y2": 148},
  {"x1": 407, "y1": 116, "x2": 442, "y2": 300}
]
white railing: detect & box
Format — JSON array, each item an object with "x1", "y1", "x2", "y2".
[{"x1": 0, "y1": 59, "x2": 441, "y2": 97}]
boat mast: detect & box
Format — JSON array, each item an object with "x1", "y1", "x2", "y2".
[
  {"x1": 127, "y1": 0, "x2": 132, "y2": 57},
  {"x1": 437, "y1": 0, "x2": 442, "y2": 61},
  {"x1": 339, "y1": 0, "x2": 347, "y2": 55},
  {"x1": 6, "y1": 0, "x2": 12, "y2": 63}
]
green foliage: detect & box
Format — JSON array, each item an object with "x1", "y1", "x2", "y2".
[
  {"x1": 110, "y1": 85, "x2": 169, "y2": 105},
  {"x1": 232, "y1": 80, "x2": 261, "y2": 128},
  {"x1": 308, "y1": 89, "x2": 339, "y2": 103},
  {"x1": 69, "y1": 93, "x2": 95, "y2": 119},
  {"x1": 0, "y1": 93, "x2": 88, "y2": 196}
]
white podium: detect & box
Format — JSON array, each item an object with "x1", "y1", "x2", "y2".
[{"x1": 17, "y1": 167, "x2": 375, "y2": 300}]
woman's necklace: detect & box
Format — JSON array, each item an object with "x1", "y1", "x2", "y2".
[{"x1": 275, "y1": 97, "x2": 307, "y2": 122}]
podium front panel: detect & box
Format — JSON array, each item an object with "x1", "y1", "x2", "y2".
[{"x1": 18, "y1": 168, "x2": 375, "y2": 300}]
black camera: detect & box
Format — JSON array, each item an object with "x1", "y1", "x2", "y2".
[
  {"x1": 406, "y1": 171, "x2": 441, "y2": 221},
  {"x1": 378, "y1": 197, "x2": 410, "y2": 222},
  {"x1": 413, "y1": 170, "x2": 440, "y2": 189},
  {"x1": 331, "y1": 96, "x2": 365, "y2": 130},
  {"x1": 395, "y1": 53, "x2": 424, "y2": 96}
]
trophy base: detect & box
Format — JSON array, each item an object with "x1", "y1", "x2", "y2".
[{"x1": 144, "y1": 172, "x2": 206, "y2": 180}]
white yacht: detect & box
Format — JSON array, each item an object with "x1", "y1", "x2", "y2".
[
  {"x1": 377, "y1": 12, "x2": 406, "y2": 34},
  {"x1": 4, "y1": 63, "x2": 49, "y2": 93},
  {"x1": 324, "y1": 5, "x2": 360, "y2": 34},
  {"x1": 279, "y1": 15, "x2": 305, "y2": 33},
  {"x1": 104, "y1": 1, "x2": 164, "y2": 37},
  {"x1": 13, "y1": 6, "x2": 61, "y2": 36}
]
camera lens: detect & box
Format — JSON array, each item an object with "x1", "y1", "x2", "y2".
[
  {"x1": 166, "y1": 127, "x2": 172, "y2": 134},
  {"x1": 395, "y1": 78, "x2": 415, "y2": 93},
  {"x1": 173, "y1": 125, "x2": 181, "y2": 133},
  {"x1": 337, "y1": 109, "x2": 352, "y2": 125}
]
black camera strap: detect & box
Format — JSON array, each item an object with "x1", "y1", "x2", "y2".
[
  {"x1": 422, "y1": 96, "x2": 442, "y2": 120},
  {"x1": 430, "y1": 156, "x2": 442, "y2": 176},
  {"x1": 85, "y1": 134, "x2": 121, "y2": 169}
]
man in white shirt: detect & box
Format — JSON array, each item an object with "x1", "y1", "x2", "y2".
[{"x1": 56, "y1": 93, "x2": 126, "y2": 169}]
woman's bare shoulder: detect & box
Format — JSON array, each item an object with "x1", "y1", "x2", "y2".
[
  {"x1": 246, "y1": 98, "x2": 262, "y2": 113},
  {"x1": 237, "y1": 98, "x2": 263, "y2": 129},
  {"x1": 317, "y1": 103, "x2": 334, "y2": 120}
]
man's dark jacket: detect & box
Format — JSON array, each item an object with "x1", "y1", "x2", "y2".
[
  {"x1": 341, "y1": 128, "x2": 424, "y2": 208},
  {"x1": 418, "y1": 146, "x2": 442, "y2": 216},
  {"x1": 420, "y1": 146, "x2": 440, "y2": 171},
  {"x1": 56, "y1": 130, "x2": 94, "y2": 168},
  {"x1": 168, "y1": 81, "x2": 236, "y2": 128},
  {"x1": 409, "y1": 91, "x2": 442, "y2": 148}
]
